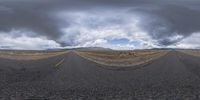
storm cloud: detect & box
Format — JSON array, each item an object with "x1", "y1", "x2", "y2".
[
  {"x1": 131, "y1": 4, "x2": 200, "y2": 45},
  {"x1": 0, "y1": 0, "x2": 200, "y2": 49}
]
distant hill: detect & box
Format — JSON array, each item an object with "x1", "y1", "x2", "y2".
[{"x1": 74, "y1": 47, "x2": 113, "y2": 51}]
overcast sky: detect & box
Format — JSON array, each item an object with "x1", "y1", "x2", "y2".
[{"x1": 0, "y1": 0, "x2": 200, "y2": 50}]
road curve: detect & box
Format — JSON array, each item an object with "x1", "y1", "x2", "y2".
[{"x1": 1, "y1": 51, "x2": 200, "y2": 99}]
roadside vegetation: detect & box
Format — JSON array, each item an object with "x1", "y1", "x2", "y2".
[
  {"x1": 0, "y1": 50, "x2": 67, "y2": 60},
  {"x1": 179, "y1": 49, "x2": 200, "y2": 57},
  {"x1": 76, "y1": 50, "x2": 169, "y2": 67}
]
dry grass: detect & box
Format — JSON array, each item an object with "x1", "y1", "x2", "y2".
[
  {"x1": 0, "y1": 50, "x2": 67, "y2": 60},
  {"x1": 76, "y1": 50, "x2": 168, "y2": 66},
  {"x1": 179, "y1": 49, "x2": 200, "y2": 57}
]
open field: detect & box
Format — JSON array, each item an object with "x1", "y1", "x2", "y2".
[
  {"x1": 77, "y1": 50, "x2": 168, "y2": 67},
  {"x1": 178, "y1": 49, "x2": 200, "y2": 57},
  {"x1": 1, "y1": 49, "x2": 200, "y2": 99},
  {"x1": 0, "y1": 50, "x2": 67, "y2": 60}
]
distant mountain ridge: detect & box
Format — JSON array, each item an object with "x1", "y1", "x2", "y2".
[{"x1": 74, "y1": 47, "x2": 113, "y2": 51}]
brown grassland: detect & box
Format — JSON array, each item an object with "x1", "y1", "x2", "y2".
[
  {"x1": 179, "y1": 49, "x2": 200, "y2": 57},
  {"x1": 0, "y1": 50, "x2": 67, "y2": 60},
  {"x1": 76, "y1": 50, "x2": 169, "y2": 67}
]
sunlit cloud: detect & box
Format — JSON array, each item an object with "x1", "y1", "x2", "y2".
[
  {"x1": 0, "y1": 30, "x2": 61, "y2": 50},
  {"x1": 170, "y1": 33, "x2": 200, "y2": 49},
  {"x1": 57, "y1": 10, "x2": 160, "y2": 49}
]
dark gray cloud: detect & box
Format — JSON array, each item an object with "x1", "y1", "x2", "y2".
[
  {"x1": 131, "y1": 4, "x2": 200, "y2": 45},
  {"x1": 0, "y1": 4, "x2": 63, "y2": 40},
  {"x1": 0, "y1": 0, "x2": 151, "y2": 41},
  {"x1": 0, "y1": 0, "x2": 200, "y2": 47}
]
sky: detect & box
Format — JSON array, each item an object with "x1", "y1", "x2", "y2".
[{"x1": 0, "y1": 0, "x2": 200, "y2": 50}]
